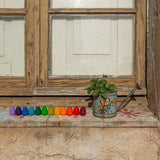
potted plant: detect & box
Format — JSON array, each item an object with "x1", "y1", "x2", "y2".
[{"x1": 85, "y1": 75, "x2": 117, "y2": 118}]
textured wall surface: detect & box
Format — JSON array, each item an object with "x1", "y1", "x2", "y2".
[
  {"x1": 0, "y1": 98, "x2": 159, "y2": 160},
  {"x1": 0, "y1": 127, "x2": 160, "y2": 160}
]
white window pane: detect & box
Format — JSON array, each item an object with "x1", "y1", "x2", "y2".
[
  {"x1": 0, "y1": 0, "x2": 24, "y2": 8},
  {"x1": 0, "y1": 17, "x2": 25, "y2": 76},
  {"x1": 50, "y1": 0, "x2": 135, "y2": 8},
  {"x1": 49, "y1": 15, "x2": 135, "y2": 76}
]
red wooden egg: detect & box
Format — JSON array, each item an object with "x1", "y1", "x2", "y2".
[
  {"x1": 67, "y1": 107, "x2": 73, "y2": 116},
  {"x1": 80, "y1": 107, "x2": 86, "y2": 116},
  {"x1": 73, "y1": 106, "x2": 79, "y2": 115}
]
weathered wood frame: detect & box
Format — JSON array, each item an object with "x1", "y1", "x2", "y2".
[
  {"x1": 0, "y1": 0, "x2": 35, "y2": 95},
  {"x1": 38, "y1": 0, "x2": 147, "y2": 96},
  {"x1": 0, "y1": 0, "x2": 147, "y2": 96},
  {"x1": 147, "y1": 0, "x2": 160, "y2": 119}
]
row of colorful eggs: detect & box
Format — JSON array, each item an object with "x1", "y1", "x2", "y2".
[{"x1": 9, "y1": 106, "x2": 86, "y2": 116}]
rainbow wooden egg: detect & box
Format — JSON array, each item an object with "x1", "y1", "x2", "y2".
[
  {"x1": 35, "y1": 106, "x2": 41, "y2": 116},
  {"x1": 54, "y1": 106, "x2": 60, "y2": 115},
  {"x1": 48, "y1": 106, "x2": 54, "y2": 115},
  {"x1": 42, "y1": 106, "x2": 48, "y2": 116},
  {"x1": 67, "y1": 107, "x2": 73, "y2": 116},
  {"x1": 22, "y1": 107, "x2": 29, "y2": 116},
  {"x1": 80, "y1": 107, "x2": 86, "y2": 116},
  {"x1": 73, "y1": 106, "x2": 79, "y2": 115},
  {"x1": 15, "y1": 106, "x2": 22, "y2": 116},
  {"x1": 60, "y1": 106, "x2": 66, "y2": 116},
  {"x1": 29, "y1": 106, "x2": 35, "y2": 116},
  {"x1": 9, "y1": 107, "x2": 15, "y2": 116}
]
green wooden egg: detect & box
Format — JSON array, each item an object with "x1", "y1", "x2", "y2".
[
  {"x1": 35, "y1": 106, "x2": 41, "y2": 116},
  {"x1": 42, "y1": 106, "x2": 48, "y2": 116}
]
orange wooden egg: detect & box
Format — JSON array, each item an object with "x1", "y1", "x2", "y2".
[{"x1": 60, "y1": 106, "x2": 66, "y2": 116}]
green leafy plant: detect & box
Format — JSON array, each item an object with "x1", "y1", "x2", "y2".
[{"x1": 84, "y1": 75, "x2": 117, "y2": 99}]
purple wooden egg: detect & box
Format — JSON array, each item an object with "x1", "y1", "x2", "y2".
[
  {"x1": 15, "y1": 106, "x2": 22, "y2": 116},
  {"x1": 9, "y1": 107, "x2": 15, "y2": 116}
]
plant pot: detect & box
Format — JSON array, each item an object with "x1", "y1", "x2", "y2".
[{"x1": 93, "y1": 91, "x2": 117, "y2": 118}]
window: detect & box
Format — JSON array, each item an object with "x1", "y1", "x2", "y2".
[
  {"x1": 49, "y1": 14, "x2": 135, "y2": 76},
  {"x1": 0, "y1": 0, "x2": 146, "y2": 96},
  {"x1": 49, "y1": 0, "x2": 135, "y2": 76},
  {"x1": 0, "y1": 0, "x2": 25, "y2": 77},
  {"x1": 39, "y1": 0, "x2": 146, "y2": 96},
  {"x1": 0, "y1": 16, "x2": 25, "y2": 76},
  {"x1": 0, "y1": 0, "x2": 34, "y2": 95}
]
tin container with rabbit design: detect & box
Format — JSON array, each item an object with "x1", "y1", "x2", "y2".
[{"x1": 93, "y1": 91, "x2": 117, "y2": 118}]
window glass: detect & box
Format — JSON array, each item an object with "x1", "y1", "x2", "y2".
[
  {"x1": 50, "y1": 0, "x2": 135, "y2": 8},
  {"x1": 0, "y1": 0, "x2": 24, "y2": 8},
  {"x1": 0, "y1": 17, "x2": 25, "y2": 76},
  {"x1": 49, "y1": 15, "x2": 135, "y2": 76}
]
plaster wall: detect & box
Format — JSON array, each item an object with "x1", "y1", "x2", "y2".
[{"x1": 0, "y1": 127, "x2": 160, "y2": 160}]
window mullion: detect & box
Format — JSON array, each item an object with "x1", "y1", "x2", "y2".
[
  {"x1": 49, "y1": 8, "x2": 137, "y2": 15},
  {"x1": 0, "y1": 8, "x2": 26, "y2": 16}
]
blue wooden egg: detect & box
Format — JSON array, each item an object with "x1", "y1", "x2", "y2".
[
  {"x1": 9, "y1": 107, "x2": 15, "y2": 116},
  {"x1": 29, "y1": 106, "x2": 35, "y2": 116},
  {"x1": 22, "y1": 107, "x2": 29, "y2": 116}
]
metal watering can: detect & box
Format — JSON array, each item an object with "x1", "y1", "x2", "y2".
[{"x1": 93, "y1": 83, "x2": 141, "y2": 118}]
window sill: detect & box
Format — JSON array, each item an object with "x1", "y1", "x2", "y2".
[{"x1": 0, "y1": 103, "x2": 159, "y2": 128}]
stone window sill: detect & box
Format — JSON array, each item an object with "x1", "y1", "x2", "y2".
[{"x1": 0, "y1": 100, "x2": 159, "y2": 128}]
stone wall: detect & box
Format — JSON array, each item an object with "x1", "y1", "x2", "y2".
[{"x1": 0, "y1": 128, "x2": 160, "y2": 160}]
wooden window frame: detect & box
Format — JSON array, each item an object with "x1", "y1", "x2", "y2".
[
  {"x1": 37, "y1": 0, "x2": 146, "y2": 96},
  {"x1": 0, "y1": 0, "x2": 147, "y2": 96},
  {"x1": 0, "y1": 0, "x2": 35, "y2": 96}
]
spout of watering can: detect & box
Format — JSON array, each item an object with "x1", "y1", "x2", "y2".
[{"x1": 117, "y1": 83, "x2": 141, "y2": 111}]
